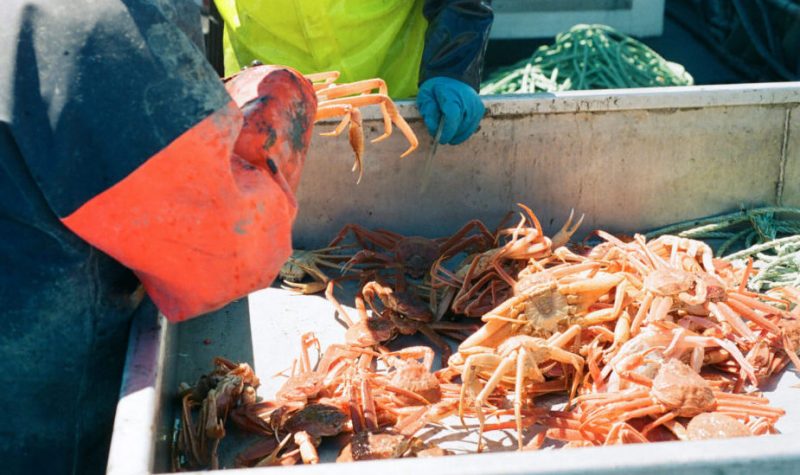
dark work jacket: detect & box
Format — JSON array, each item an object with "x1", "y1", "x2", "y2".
[
  {"x1": 421, "y1": 0, "x2": 494, "y2": 90},
  {"x1": 0, "y1": 1, "x2": 316, "y2": 473}
]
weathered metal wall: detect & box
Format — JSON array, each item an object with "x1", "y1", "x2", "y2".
[{"x1": 295, "y1": 83, "x2": 800, "y2": 248}]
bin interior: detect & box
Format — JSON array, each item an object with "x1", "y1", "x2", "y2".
[
  {"x1": 110, "y1": 84, "x2": 800, "y2": 474},
  {"x1": 155, "y1": 278, "x2": 800, "y2": 473}
]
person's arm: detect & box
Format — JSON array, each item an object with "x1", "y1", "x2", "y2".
[
  {"x1": 5, "y1": 0, "x2": 316, "y2": 322},
  {"x1": 416, "y1": 0, "x2": 493, "y2": 145},
  {"x1": 420, "y1": 0, "x2": 494, "y2": 90},
  {"x1": 63, "y1": 66, "x2": 317, "y2": 322}
]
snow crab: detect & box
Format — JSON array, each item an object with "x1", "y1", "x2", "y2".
[
  {"x1": 456, "y1": 265, "x2": 625, "y2": 351},
  {"x1": 454, "y1": 331, "x2": 585, "y2": 450},
  {"x1": 307, "y1": 73, "x2": 418, "y2": 183},
  {"x1": 431, "y1": 206, "x2": 585, "y2": 318},
  {"x1": 329, "y1": 219, "x2": 497, "y2": 281},
  {"x1": 579, "y1": 358, "x2": 783, "y2": 440},
  {"x1": 280, "y1": 245, "x2": 355, "y2": 294},
  {"x1": 176, "y1": 358, "x2": 260, "y2": 470},
  {"x1": 234, "y1": 403, "x2": 350, "y2": 467},
  {"x1": 326, "y1": 280, "x2": 477, "y2": 365}
]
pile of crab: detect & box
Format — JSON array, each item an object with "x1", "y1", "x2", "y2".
[
  {"x1": 174, "y1": 337, "x2": 470, "y2": 469},
  {"x1": 175, "y1": 204, "x2": 800, "y2": 469},
  {"x1": 449, "y1": 226, "x2": 797, "y2": 450}
]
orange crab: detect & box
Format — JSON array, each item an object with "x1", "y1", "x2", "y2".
[
  {"x1": 579, "y1": 358, "x2": 784, "y2": 439},
  {"x1": 305, "y1": 73, "x2": 419, "y2": 183},
  {"x1": 326, "y1": 280, "x2": 477, "y2": 365},
  {"x1": 431, "y1": 206, "x2": 585, "y2": 318}
]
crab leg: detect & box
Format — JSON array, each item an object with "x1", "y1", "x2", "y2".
[
  {"x1": 514, "y1": 350, "x2": 527, "y2": 450},
  {"x1": 315, "y1": 104, "x2": 353, "y2": 136},
  {"x1": 726, "y1": 294, "x2": 783, "y2": 333},
  {"x1": 551, "y1": 208, "x2": 586, "y2": 249},
  {"x1": 315, "y1": 79, "x2": 392, "y2": 142},
  {"x1": 458, "y1": 353, "x2": 504, "y2": 447},
  {"x1": 294, "y1": 432, "x2": 319, "y2": 465},
  {"x1": 325, "y1": 280, "x2": 355, "y2": 327},
  {"x1": 316, "y1": 94, "x2": 418, "y2": 157},
  {"x1": 315, "y1": 104, "x2": 365, "y2": 182}
]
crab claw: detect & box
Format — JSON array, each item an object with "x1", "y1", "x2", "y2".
[
  {"x1": 348, "y1": 108, "x2": 365, "y2": 184},
  {"x1": 281, "y1": 280, "x2": 328, "y2": 295},
  {"x1": 318, "y1": 106, "x2": 352, "y2": 137},
  {"x1": 551, "y1": 209, "x2": 585, "y2": 249}
]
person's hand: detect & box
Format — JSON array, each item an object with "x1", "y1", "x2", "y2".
[{"x1": 416, "y1": 77, "x2": 484, "y2": 145}]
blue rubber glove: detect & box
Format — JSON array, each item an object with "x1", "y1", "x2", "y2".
[{"x1": 416, "y1": 77, "x2": 485, "y2": 145}]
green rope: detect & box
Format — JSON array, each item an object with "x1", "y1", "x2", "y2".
[
  {"x1": 647, "y1": 206, "x2": 800, "y2": 292},
  {"x1": 716, "y1": 228, "x2": 753, "y2": 257},
  {"x1": 644, "y1": 207, "x2": 800, "y2": 240},
  {"x1": 724, "y1": 235, "x2": 800, "y2": 261},
  {"x1": 748, "y1": 241, "x2": 800, "y2": 292},
  {"x1": 480, "y1": 24, "x2": 693, "y2": 95}
]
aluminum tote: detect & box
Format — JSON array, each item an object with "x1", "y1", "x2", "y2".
[{"x1": 108, "y1": 82, "x2": 800, "y2": 474}]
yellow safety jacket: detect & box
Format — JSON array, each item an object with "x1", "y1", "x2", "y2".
[{"x1": 215, "y1": 0, "x2": 428, "y2": 99}]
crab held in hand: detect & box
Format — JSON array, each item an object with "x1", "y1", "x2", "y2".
[
  {"x1": 306, "y1": 72, "x2": 419, "y2": 183},
  {"x1": 229, "y1": 64, "x2": 418, "y2": 184}
]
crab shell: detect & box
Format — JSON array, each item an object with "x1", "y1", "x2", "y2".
[
  {"x1": 643, "y1": 269, "x2": 695, "y2": 296},
  {"x1": 512, "y1": 271, "x2": 570, "y2": 334},
  {"x1": 279, "y1": 258, "x2": 307, "y2": 282},
  {"x1": 687, "y1": 412, "x2": 751, "y2": 440},
  {"x1": 652, "y1": 359, "x2": 715, "y2": 417},
  {"x1": 283, "y1": 404, "x2": 348, "y2": 438},
  {"x1": 388, "y1": 362, "x2": 442, "y2": 405},
  {"x1": 345, "y1": 318, "x2": 397, "y2": 347},
  {"x1": 337, "y1": 431, "x2": 427, "y2": 462},
  {"x1": 381, "y1": 290, "x2": 434, "y2": 323},
  {"x1": 394, "y1": 237, "x2": 440, "y2": 279}
]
